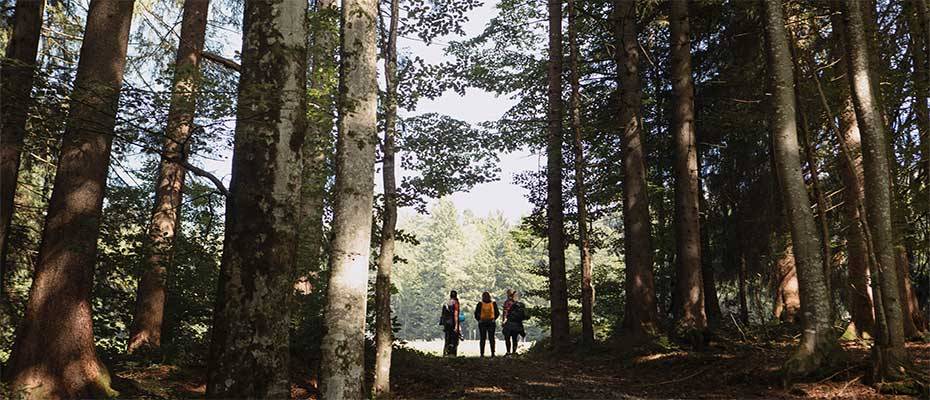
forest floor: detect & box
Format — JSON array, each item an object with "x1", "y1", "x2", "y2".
[{"x1": 112, "y1": 326, "x2": 930, "y2": 399}]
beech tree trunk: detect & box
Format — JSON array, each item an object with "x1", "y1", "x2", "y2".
[
  {"x1": 568, "y1": 0, "x2": 594, "y2": 347},
  {"x1": 842, "y1": 0, "x2": 911, "y2": 381},
  {"x1": 373, "y1": 0, "x2": 399, "y2": 393},
  {"x1": 762, "y1": 0, "x2": 837, "y2": 378},
  {"x1": 297, "y1": 0, "x2": 339, "y2": 293},
  {"x1": 670, "y1": 0, "x2": 706, "y2": 340},
  {"x1": 128, "y1": 0, "x2": 210, "y2": 354},
  {"x1": 5, "y1": 1, "x2": 135, "y2": 397},
  {"x1": 318, "y1": 0, "x2": 378, "y2": 396},
  {"x1": 0, "y1": 0, "x2": 45, "y2": 294},
  {"x1": 546, "y1": 0, "x2": 570, "y2": 351},
  {"x1": 206, "y1": 0, "x2": 308, "y2": 397},
  {"x1": 615, "y1": 0, "x2": 657, "y2": 334}
]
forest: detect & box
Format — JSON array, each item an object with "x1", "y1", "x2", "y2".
[{"x1": 0, "y1": 0, "x2": 928, "y2": 398}]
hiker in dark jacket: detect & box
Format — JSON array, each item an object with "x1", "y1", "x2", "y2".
[
  {"x1": 473, "y1": 291, "x2": 500, "y2": 357},
  {"x1": 440, "y1": 290, "x2": 461, "y2": 356},
  {"x1": 502, "y1": 290, "x2": 527, "y2": 355}
]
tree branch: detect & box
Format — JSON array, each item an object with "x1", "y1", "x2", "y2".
[{"x1": 203, "y1": 51, "x2": 241, "y2": 72}]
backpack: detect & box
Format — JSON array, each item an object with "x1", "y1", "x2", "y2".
[
  {"x1": 509, "y1": 303, "x2": 525, "y2": 323},
  {"x1": 480, "y1": 301, "x2": 495, "y2": 321},
  {"x1": 439, "y1": 303, "x2": 454, "y2": 327}
]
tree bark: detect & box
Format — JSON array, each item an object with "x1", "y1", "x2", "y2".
[
  {"x1": 318, "y1": 0, "x2": 378, "y2": 396},
  {"x1": 615, "y1": 0, "x2": 657, "y2": 335},
  {"x1": 895, "y1": 247, "x2": 925, "y2": 337},
  {"x1": 670, "y1": 0, "x2": 706, "y2": 340},
  {"x1": 546, "y1": 0, "x2": 570, "y2": 351},
  {"x1": 816, "y1": 11, "x2": 875, "y2": 338},
  {"x1": 128, "y1": 0, "x2": 210, "y2": 354},
  {"x1": 297, "y1": 0, "x2": 339, "y2": 294},
  {"x1": 5, "y1": 1, "x2": 134, "y2": 397},
  {"x1": 567, "y1": 0, "x2": 594, "y2": 347},
  {"x1": 772, "y1": 242, "x2": 800, "y2": 324},
  {"x1": 205, "y1": 0, "x2": 308, "y2": 397},
  {"x1": 762, "y1": 0, "x2": 837, "y2": 378},
  {"x1": 842, "y1": 0, "x2": 911, "y2": 381},
  {"x1": 0, "y1": 0, "x2": 45, "y2": 297},
  {"x1": 738, "y1": 254, "x2": 750, "y2": 325},
  {"x1": 373, "y1": 0, "x2": 399, "y2": 393}
]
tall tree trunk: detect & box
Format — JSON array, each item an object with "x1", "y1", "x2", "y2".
[
  {"x1": 738, "y1": 254, "x2": 750, "y2": 325},
  {"x1": 318, "y1": 0, "x2": 378, "y2": 396},
  {"x1": 205, "y1": 0, "x2": 308, "y2": 397},
  {"x1": 670, "y1": 0, "x2": 706, "y2": 342},
  {"x1": 762, "y1": 0, "x2": 837, "y2": 378},
  {"x1": 815, "y1": 11, "x2": 875, "y2": 338},
  {"x1": 0, "y1": 0, "x2": 45, "y2": 298},
  {"x1": 373, "y1": 0, "x2": 399, "y2": 394},
  {"x1": 297, "y1": 0, "x2": 339, "y2": 294},
  {"x1": 5, "y1": 1, "x2": 134, "y2": 397},
  {"x1": 567, "y1": 0, "x2": 594, "y2": 347},
  {"x1": 842, "y1": 0, "x2": 911, "y2": 381},
  {"x1": 615, "y1": 0, "x2": 657, "y2": 335},
  {"x1": 128, "y1": 0, "x2": 210, "y2": 354},
  {"x1": 546, "y1": 0, "x2": 570, "y2": 351}
]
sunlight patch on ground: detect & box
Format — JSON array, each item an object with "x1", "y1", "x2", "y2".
[
  {"x1": 465, "y1": 386, "x2": 508, "y2": 394},
  {"x1": 633, "y1": 351, "x2": 688, "y2": 363}
]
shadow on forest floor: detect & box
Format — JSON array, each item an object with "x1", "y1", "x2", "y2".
[{"x1": 111, "y1": 325, "x2": 929, "y2": 399}]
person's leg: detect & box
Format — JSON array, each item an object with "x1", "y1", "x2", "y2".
[
  {"x1": 479, "y1": 323, "x2": 487, "y2": 357},
  {"x1": 510, "y1": 333, "x2": 519, "y2": 353},
  {"x1": 504, "y1": 330, "x2": 512, "y2": 354},
  {"x1": 488, "y1": 322, "x2": 497, "y2": 357},
  {"x1": 444, "y1": 328, "x2": 453, "y2": 356}
]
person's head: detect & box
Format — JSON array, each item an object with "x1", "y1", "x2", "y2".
[
  {"x1": 512, "y1": 290, "x2": 520, "y2": 301},
  {"x1": 482, "y1": 291, "x2": 491, "y2": 302},
  {"x1": 450, "y1": 290, "x2": 458, "y2": 300},
  {"x1": 507, "y1": 289, "x2": 515, "y2": 299}
]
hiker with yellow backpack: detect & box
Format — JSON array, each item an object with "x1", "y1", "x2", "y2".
[{"x1": 473, "y1": 291, "x2": 500, "y2": 357}]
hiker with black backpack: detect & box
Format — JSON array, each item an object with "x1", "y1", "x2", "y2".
[
  {"x1": 502, "y1": 290, "x2": 527, "y2": 355},
  {"x1": 440, "y1": 290, "x2": 461, "y2": 356},
  {"x1": 473, "y1": 291, "x2": 500, "y2": 357}
]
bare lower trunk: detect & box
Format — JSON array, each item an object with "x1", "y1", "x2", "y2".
[
  {"x1": 0, "y1": 0, "x2": 45, "y2": 295},
  {"x1": 738, "y1": 254, "x2": 750, "y2": 325},
  {"x1": 615, "y1": 0, "x2": 657, "y2": 334},
  {"x1": 373, "y1": 0, "x2": 399, "y2": 393},
  {"x1": 5, "y1": 1, "x2": 135, "y2": 397},
  {"x1": 762, "y1": 0, "x2": 837, "y2": 379},
  {"x1": 206, "y1": 1, "x2": 308, "y2": 397},
  {"x1": 128, "y1": 0, "x2": 210, "y2": 354},
  {"x1": 773, "y1": 243, "x2": 800, "y2": 324},
  {"x1": 670, "y1": 0, "x2": 706, "y2": 341},
  {"x1": 842, "y1": 0, "x2": 910, "y2": 381},
  {"x1": 318, "y1": 0, "x2": 378, "y2": 396},
  {"x1": 895, "y1": 247, "x2": 926, "y2": 337},
  {"x1": 546, "y1": 0, "x2": 570, "y2": 351},
  {"x1": 568, "y1": 0, "x2": 594, "y2": 347}
]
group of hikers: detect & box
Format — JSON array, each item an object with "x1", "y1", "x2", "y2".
[{"x1": 439, "y1": 289, "x2": 527, "y2": 357}]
